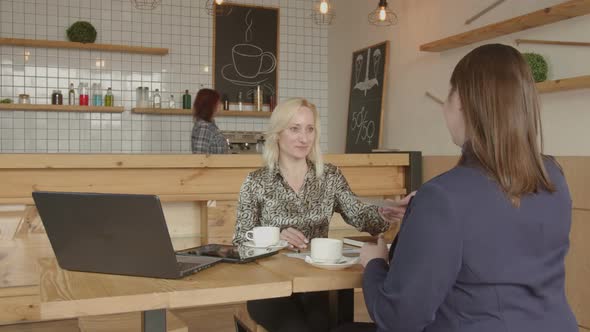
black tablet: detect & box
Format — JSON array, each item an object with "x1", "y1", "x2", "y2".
[{"x1": 176, "y1": 244, "x2": 280, "y2": 263}]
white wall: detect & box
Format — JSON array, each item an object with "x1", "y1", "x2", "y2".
[
  {"x1": 328, "y1": 0, "x2": 590, "y2": 156},
  {"x1": 0, "y1": 0, "x2": 328, "y2": 153}
]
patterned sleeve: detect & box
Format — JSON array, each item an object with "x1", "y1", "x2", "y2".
[
  {"x1": 232, "y1": 173, "x2": 261, "y2": 245},
  {"x1": 191, "y1": 124, "x2": 212, "y2": 154},
  {"x1": 333, "y1": 166, "x2": 390, "y2": 235}
]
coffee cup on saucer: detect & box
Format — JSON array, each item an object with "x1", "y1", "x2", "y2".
[
  {"x1": 245, "y1": 226, "x2": 280, "y2": 247},
  {"x1": 310, "y1": 238, "x2": 343, "y2": 264}
]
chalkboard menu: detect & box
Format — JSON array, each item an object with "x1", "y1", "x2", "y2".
[
  {"x1": 214, "y1": 4, "x2": 279, "y2": 104},
  {"x1": 345, "y1": 42, "x2": 389, "y2": 153}
]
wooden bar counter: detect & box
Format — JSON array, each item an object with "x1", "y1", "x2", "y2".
[
  {"x1": 0, "y1": 153, "x2": 413, "y2": 328},
  {"x1": 0, "y1": 153, "x2": 409, "y2": 204}
]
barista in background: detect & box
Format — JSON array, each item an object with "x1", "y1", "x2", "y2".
[{"x1": 191, "y1": 89, "x2": 229, "y2": 154}]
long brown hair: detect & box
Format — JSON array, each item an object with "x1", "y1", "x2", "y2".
[{"x1": 450, "y1": 44, "x2": 555, "y2": 205}]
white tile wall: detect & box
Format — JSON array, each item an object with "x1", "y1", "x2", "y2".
[{"x1": 0, "y1": 0, "x2": 328, "y2": 153}]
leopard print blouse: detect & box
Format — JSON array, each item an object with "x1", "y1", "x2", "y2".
[{"x1": 232, "y1": 161, "x2": 389, "y2": 245}]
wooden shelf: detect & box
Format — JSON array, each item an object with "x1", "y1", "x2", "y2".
[
  {"x1": 132, "y1": 108, "x2": 272, "y2": 117},
  {"x1": 420, "y1": 0, "x2": 590, "y2": 52},
  {"x1": 0, "y1": 104, "x2": 124, "y2": 113},
  {"x1": 516, "y1": 39, "x2": 590, "y2": 47},
  {"x1": 132, "y1": 108, "x2": 192, "y2": 115},
  {"x1": 537, "y1": 75, "x2": 590, "y2": 93},
  {"x1": 218, "y1": 110, "x2": 272, "y2": 117},
  {"x1": 0, "y1": 38, "x2": 168, "y2": 55}
]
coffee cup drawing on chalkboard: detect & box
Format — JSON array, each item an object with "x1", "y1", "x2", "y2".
[
  {"x1": 232, "y1": 44, "x2": 276, "y2": 79},
  {"x1": 221, "y1": 9, "x2": 277, "y2": 88}
]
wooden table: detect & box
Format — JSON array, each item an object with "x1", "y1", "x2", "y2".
[
  {"x1": 39, "y1": 258, "x2": 292, "y2": 332},
  {"x1": 256, "y1": 252, "x2": 363, "y2": 292},
  {"x1": 39, "y1": 251, "x2": 367, "y2": 332}
]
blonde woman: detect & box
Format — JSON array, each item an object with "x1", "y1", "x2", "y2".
[{"x1": 232, "y1": 98, "x2": 407, "y2": 332}]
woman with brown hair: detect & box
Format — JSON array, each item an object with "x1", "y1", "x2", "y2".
[
  {"x1": 338, "y1": 44, "x2": 578, "y2": 332},
  {"x1": 191, "y1": 88, "x2": 228, "y2": 154}
]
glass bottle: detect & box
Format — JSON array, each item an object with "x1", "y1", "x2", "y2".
[
  {"x1": 153, "y1": 88, "x2": 161, "y2": 108},
  {"x1": 104, "y1": 87, "x2": 113, "y2": 107},
  {"x1": 68, "y1": 83, "x2": 76, "y2": 105},
  {"x1": 169, "y1": 94, "x2": 176, "y2": 108},
  {"x1": 18, "y1": 94, "x2": 30, "y2": 104},
  {"x1": 222, "y1": 94, "x2": 229, "y2": 110},
  {"x1": 237, "y1": 91, "x2": 243, "y2": 111},
  {"x1": 182, "y1": 90, "x2": 191, "y2": 109},
  {"x1": 51, "y1": 90, "x2": 63, "y2": 105},
  {"x1": 92, "y1": 83, "x2": 102, "y2": 106},
  {"x1": 255, "y1": 85, "x2": 263, "y2": 111},
  {"x1": 143, "y1": 87, "x2": 150, "y2": 107},
  {"x1": 136, "y1": 87, "x2": 144, "y2": 107},
  {"x1": 78, "y1": 83, "x2": 89, "y2": 106}
]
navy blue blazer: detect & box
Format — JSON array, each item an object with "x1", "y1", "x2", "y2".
[{"x1": 363, "y1": 156, "x2": 577, "y2": 332}]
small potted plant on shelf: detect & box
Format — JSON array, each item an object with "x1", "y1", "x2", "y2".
[
  {"x1": 522, "y1": 52, "x2": 548, "y2": 83},
  {"x1": 66, "y1": 21, "x2": 97, "y2": 43}
]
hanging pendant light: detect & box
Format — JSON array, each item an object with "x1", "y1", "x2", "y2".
[
  {"x1": 130, "y1": 0, "x2": 161, "y2": 10},
  {"x1": 311, "y1": 0, "x2": 335, "y2": 25},
  {"x1": 205, "y1": 0, "x2": 232, "y2": 17},
  {"x1": 368, "y1": 0, "x2": 398, "y2": 26}
]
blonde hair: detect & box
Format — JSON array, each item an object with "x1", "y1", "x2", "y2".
[
  {"x1": 451, "y1": 44, "x2": 555, "y2": 205},
  {"x1": 263, "y1": 98, "x2": 324, "y2": 177}
]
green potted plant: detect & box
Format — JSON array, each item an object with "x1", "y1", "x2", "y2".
[
  {"x1": 66, "y1": 21, "x2": 97, "y2": 43},
  {"x1": 522, "y1": 52, "x2": 548, "y2": 83}
]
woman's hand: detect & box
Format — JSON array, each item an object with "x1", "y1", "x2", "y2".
[
  {"x1": 280, "y1": 227, "x2": 309, "y2": 249},
  {"x1": 360, "y1": 235, "x2": 389, "y2": 268},
  {"x1": 378, "y1": 191, "x2": 417, "y2": 223}
]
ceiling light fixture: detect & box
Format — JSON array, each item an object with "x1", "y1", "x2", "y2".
[
  {"x1": 312, "y1": 0, "x2": 335, "y2": 25},
  {"x1": 368, "y1": 0, "x2": 398, "y2": 26},
  {"x1": 205, "y1": 0, "x2": 232, "y2": 16}
]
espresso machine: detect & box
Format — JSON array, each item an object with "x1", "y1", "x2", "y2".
[{"x1": 223, "y1": 131, "x2": 265, "y2": 154}]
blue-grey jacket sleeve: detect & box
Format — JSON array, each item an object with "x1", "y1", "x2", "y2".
[{"x1": 362, "y1": 182, "x2": 462, "y2": 331}]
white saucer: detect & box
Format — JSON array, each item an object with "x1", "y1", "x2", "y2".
[
  {"x1": 242, "y1": 239, "x2": 289, "y2": 249},
  {"x1": 304, "y1": 256, "x2": 360, "y2": 270},
  {"x1": 221, "y1": 64, "x2": 270, "y2": 86}
]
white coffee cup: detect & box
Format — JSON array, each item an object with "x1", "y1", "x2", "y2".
[
  {"x1": 311, "y1": 238, "x2": 343, "y2": 264},
  {"x1": 245, "y1": 226, "x2": 280, "y2": 247}
]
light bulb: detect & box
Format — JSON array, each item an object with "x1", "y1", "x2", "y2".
[
  {"x1": 215, "y1": 0, "x2": 224, "y2": 5},
  {"x1": 378, "y1": 7, "x2": 387, "y2": 21},
  {"x1": 319, "y1": 1, "x2": 328, "y2": 14}
]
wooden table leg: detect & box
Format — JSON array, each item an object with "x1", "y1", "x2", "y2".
[{"x1": 142, "y1": 309, "x2": 167, "y2": 332}]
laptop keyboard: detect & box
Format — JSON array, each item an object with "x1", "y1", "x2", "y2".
[{"x1": 177, "y1": 261, "x2": 201, "y2": 274}]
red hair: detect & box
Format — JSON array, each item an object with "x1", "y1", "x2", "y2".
[{"x1": 193, "y1": 89, "x2": 220, "y2": 122}]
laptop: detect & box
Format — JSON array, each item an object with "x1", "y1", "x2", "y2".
[{"x1": 32, "y1": 191, "x2": 222, "y2": 279}]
